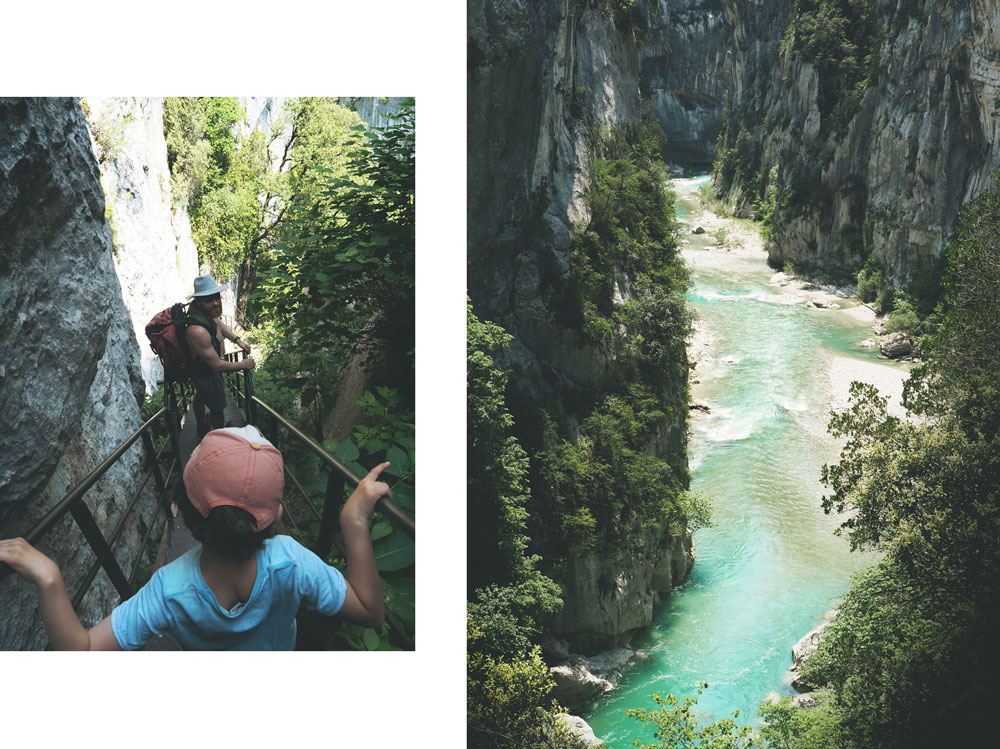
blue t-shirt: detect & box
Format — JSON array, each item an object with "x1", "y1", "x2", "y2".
[{"x1": 111, "y1": 535, "x2": 346, "y2": 650}]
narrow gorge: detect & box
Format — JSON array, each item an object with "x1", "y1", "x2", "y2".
[
  {"x1": 468, "y1": 1, "x2": 1000, "y2": 746},
  {"x1": 1, "y1": 96, "x2": 414, "y2": 651}
]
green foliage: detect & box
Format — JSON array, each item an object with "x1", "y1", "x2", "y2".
[
  {"x1": 855, "y1": 256, "x2": 883, "y2": 303},
  {"x1": 568, "y1": 123, "x2": 686, "y2": 334},
  {"x1": 467, "y1": 633, "x2": 586, "y2": 749},
  {"x1": 784, "y1": 0, "x2": 882, "y2": 134},
  {"x1": 537, "y1": 392, "x2": 688, "y2": 551},
  {"x1": 883, "y1": 294, "x2": 919, "y2": 334},
  {"x1": 810, "y1": 182, "x2": 1000, "y2": 745},
  {"x1": 697, "y1": 182, "x2": 732, "y2": 218},
  {"x1": 874, "y1": 285, "x2": 894, "y2": 314},
  {"x1": 90, "y1": 100, "x2": 135, "y2": 165},
  {"x1": 163, "y1": 96, "x2": 269, "y2": 279},
  {"x1": 294, "y1": 386, "x2": 416, "y2": 650},
  {"x1": 253, "y1": 100, "x2": 415, "y2": 414},
  {"x1": 467, "y1": 303, "x2": 563, "y2": 618},
  {"x1": 678, "y1": 491, "x2": 714, "y2": 533},
  {"x1": 904, "y1": 178, "x2": 1000, "y2": 436},
  {"x1": 626, "y1": 684, "x2": 756, "y2": 748},
  {"x1": 756, "y1": 692, "x2": 840, "y2": 749}
]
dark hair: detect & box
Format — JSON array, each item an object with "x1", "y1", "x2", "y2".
[{"x1": 175, "y1": 482, "x2": 277, "y2": 559}]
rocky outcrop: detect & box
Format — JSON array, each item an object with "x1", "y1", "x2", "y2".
[
  {"x1": 551, "y1": 527, "x2": 694, "y2": 651},
  {"x1": 879, "y1": 331, "x2": 916, "y2": 359},
  {"x1": 0, "y1": 97, "x2": 159, "y2": 649},
  {"x1": 718, "y1": 0, "x2": 1000, "y2": 285},
  {"x1": 557, "y1": 713, "x2": 605, "y2": 747},
  {"x1": 789, "y1": 611, "x2": 836, "y2": 691},
  {"x1": 549, "y1": 645, "x2": 636, "y2": 711},
  {"x1": 468, "y1": 0, "x2": 641, "y2": 396}
]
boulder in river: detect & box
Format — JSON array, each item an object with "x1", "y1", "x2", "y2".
[
  {"x1": 879, "y1": 332, "x2": 915, "y2": 359},
  {"x1": 549, "y1": 647, "x2": 635, "y2": 711},
  {"x1": 557, "y1": 714, "x2": 604, "y2": 747},
  {"x1": 692, "y1": 225, "x2": 706, "y2": 234},
  {"x1": 550, "y1": 661, "x2": 612, "y2": 710}
]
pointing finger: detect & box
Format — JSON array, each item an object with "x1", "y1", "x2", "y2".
[{"x1": 365, "y1": 461, "x2": 391, "y2": 482}]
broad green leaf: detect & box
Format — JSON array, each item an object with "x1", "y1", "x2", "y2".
[
  {"x1": 372, "y1": 531, "x2": 415, "y2": 572},
  {"x1": 370, "y1": 521, "x2": 393, "y2": 542},
  {"x1": 385, "y1": 445, "x2": 409, "y2": 476},
  {"x1": 363, "y1": 628, "x2": 381, "y2": 650},
  {"x1": 335, "y1": 440, "x2": 360, "y2": 463}
]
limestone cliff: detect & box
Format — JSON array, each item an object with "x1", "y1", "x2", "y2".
[
  {"x1": 83, "y1": 97, "x2": 201, "y2": 392},
  {"x1": 468, "y1": 0, "x2": 692, "y2": 650},
  {"x1": 0, "y1": 97, "x2": 159, "y2": 649},
  {"x1": 716, "y1": 0, "x2": 1000, "y2": 285},
  {"x1": 641, "y1": 0, "x2": 731, "y2": 165},
  {"x1": 551, "y1": 526, "x2": 694, "y2": 651}
]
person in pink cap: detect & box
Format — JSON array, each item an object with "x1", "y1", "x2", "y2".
[{"x1": 0, "y1": 425, "x2": 389, "y2": 650}]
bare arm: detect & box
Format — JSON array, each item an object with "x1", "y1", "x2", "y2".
[
  {"x1": 337, "y1": 463, "x2": 390, "y2": 628},
  {"x1": 0, "y1": 538, "x2": 121, "y2": 650},
  {"x1": 186, "y1": 325, "x2": 254, "y2": 372},
  {"x1": 218, "y1": 319, "x2": 251, "y2": 354}
]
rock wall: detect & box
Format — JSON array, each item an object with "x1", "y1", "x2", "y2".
[
  {"x1": 718, "y1": 0, "x2": 1000, "y2": 284},
  {"x1": 551, "y1": 527, "x2": 694, "y2": 651},
  {"x1": 469, "y1": 0, "x2": 691, "y2": 648},
  {"x1": 641, "y1": 0, "x2": 731, "y2": 165},
  {"x1": 83, "y1": 97, "x2": 201, "y2": 391},
  {"x1": 468, "y1": 0, "x2": 643, "y2": 410},
  {"x1": 0, "y1": 97, "x2": 159, "y2": 649}
]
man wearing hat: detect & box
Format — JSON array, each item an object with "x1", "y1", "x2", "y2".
[{"x1": 185, "y1": 274, "x2": 255, "y2": 436}]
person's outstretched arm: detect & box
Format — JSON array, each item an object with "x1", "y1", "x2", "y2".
[
  {"x1": 0, "y1": 538, "x2": 121, "y2": 650},
  {"x1": 337, "y1": 462, "x2": 391, "y2": 627}
]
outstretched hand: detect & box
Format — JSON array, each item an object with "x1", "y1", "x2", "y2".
[
  {"x1": 0, "y1": 538, "x2": 61, "y2": 588},
  {"x1": 341, "y1": 462, "x2": 393, "y2": 525}
]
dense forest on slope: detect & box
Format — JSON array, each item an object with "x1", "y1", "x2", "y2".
[
  {"x1": 163, "y1": 97, "x2": 415, "y2": 650},
  {"x1": 467, "y1": 103, "x2": 701, "y2": 743}
]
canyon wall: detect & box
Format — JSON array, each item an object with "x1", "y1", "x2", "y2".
[
  {"x1": 0, "y1": 98, "x2": 160, "y2": 649},
  {"x1": 468, "y1": 0, "x2": 691, "y2": 650},
  {"x1": 717, "y1": 0, "x2": 1000, "y2": 285}
]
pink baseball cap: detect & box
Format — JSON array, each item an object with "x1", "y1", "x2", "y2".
[{"x1": 183, "y1": 426, "x2": 284, "y2": 531}]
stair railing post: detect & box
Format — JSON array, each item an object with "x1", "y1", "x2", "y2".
[
  {"x1": 314, "y1": 470, "x2": 346, "y2": 560},
  {"x1": 140, "y1": 429, "x2": 170, "y2": 516}
]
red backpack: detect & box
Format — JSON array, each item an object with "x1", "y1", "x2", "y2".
[{"x1": 145, "y1": 303, "x2": 194, "y2": 374}]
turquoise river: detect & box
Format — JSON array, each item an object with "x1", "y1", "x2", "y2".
[{"x1": 585, "y1": 175, "x2": 905, "y2": 746}]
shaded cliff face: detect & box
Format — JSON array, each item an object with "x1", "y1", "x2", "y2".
[
  {"x1": 0, "y1": 98, "x2": 158, "y2": 649},
  {"x1": 468, "y1": 0, "x2": 643, "y2": 409},
  {"x1": 551, "y1": 527, "x2": 694, "y2": 651},
  {"x1": 469, "y1": 1, "x2": 690, "y2": 650},
  {"x1": 641, "y1": 0, "x2": 732, "y2": 165},
  {"x1": 718, "y1": 0, "x2": 1000, "y2": 284}
]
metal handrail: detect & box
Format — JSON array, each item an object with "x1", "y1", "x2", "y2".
[
  {"x1": 220, "y1": 351, "x2": 415, "y2": 538},
  {"x1": 0, "y1": 407, "x2": 175, "y2": 600},
  {"x1": 2, "y1": 350, "x2": 414, "y2": 650},
  {"x1": 251, "y1": 397, "x2": 416, "y2": 538}
]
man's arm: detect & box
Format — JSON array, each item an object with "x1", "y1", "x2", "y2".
[
  {"x1": 337, "y1": 462, "x2": 390, "y2": 627},
  {"x1": 0, "y1": 538, "x2": 122, "y2": 650},
  {"x1": 217, "y1": 319, "x2": 251, "y2": 354},
  {"x1": 186, "y1": 325, "x2": 254, "y2": 372}
]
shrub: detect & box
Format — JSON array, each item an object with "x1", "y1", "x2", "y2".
[{"x1": 884, "y1": 296, "x2": 919, "y2": 334}]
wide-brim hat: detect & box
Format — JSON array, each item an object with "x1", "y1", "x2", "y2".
[{"x1": 187, "y1": 274, "x2": 229, "y2": 300}]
